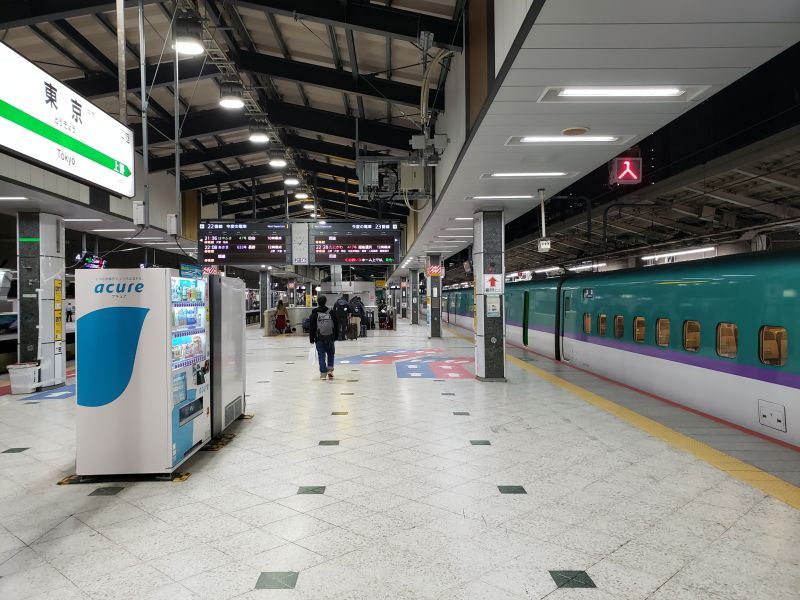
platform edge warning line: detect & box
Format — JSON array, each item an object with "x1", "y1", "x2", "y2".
[{"x1": 504, "y1": 354, "x2": 800, "y2": 510}]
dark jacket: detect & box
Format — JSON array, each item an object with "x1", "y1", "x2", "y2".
[
  {"x1": 333, "y1": 297, "x2": 350, "y2": 320},
  {"x1": 309, "y1": 306, "x2": 338, "y2": 343},
  {"x1": 349, "y1": 297, "x2": 365, "y2": 317}
]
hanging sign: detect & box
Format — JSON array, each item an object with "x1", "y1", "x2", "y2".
[
  {"x1": 611, "y1": 157, "x2": 642, "y2": 185},
  {"x1": 538, "y1": 238, "x2": 551, "y2": 253},
  {"x1": 54, "y1": 278, "x2": 63, "y2": 354},
  {"x1": 0, "y1": 42, "x2": 135, "y2": 197},
  {"x1": 484, "y1": 274, "x2": 503, "y2": 294}
]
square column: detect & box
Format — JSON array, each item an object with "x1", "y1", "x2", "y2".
[
  {"x1": 259, "y1": 269, "x2": 271, "y2": 328},
  {"x1": 17, "y1": 213, "x2": 66, "y2": 388},
  {"x1": 473, "y1": 210, "x2": 506, "y2": 381},
  {"x1": 426, "y1": 254, "x2": 442, "y2": 338},
  {"x1": 410, "y1": 269, "x2": 420, "y2": 325},
  {"x1": 400, "y1": 277, "x2": 408, "y2": 319}
]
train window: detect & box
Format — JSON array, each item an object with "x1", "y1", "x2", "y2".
[
  {"x1": 716, "y1": 323, "x2": 738, "y2": 359},
  {"x1": 656, "y1": 319, "x2": 670, "y2": 347},
  {"x1": 633, "y1": 317, "x2": 645, "y2": 343},
  {"x1": 614, "y1": 315, "x2": 624, "y2": 338},
  {"x1": 583, "y1": 313, "x2": 591, "y2": 335},
  {"x1": 598, "y1": 314, "x2": 607, "y2": 336},
  {"x1": 683, "y1": 320, "x2": 701, "y2": 352},
  {"x1": 760, "y1": 326, "x2": 788, "y2": 366}
]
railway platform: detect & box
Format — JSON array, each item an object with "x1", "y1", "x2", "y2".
[{"x1": 1, "y1": 321, "x2": 798, "y2": 600}]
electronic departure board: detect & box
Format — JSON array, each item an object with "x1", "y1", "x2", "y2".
[
  {"x1": 311, "y1": 222, "x2": 400, "y2": 264},
  {"x1": 199, "y1": 221, "x2": 290, "y2": 265}
]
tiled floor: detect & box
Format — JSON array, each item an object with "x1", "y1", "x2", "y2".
[{"x1": 1, "y1": 322, "x2": 799, "y2": 599}]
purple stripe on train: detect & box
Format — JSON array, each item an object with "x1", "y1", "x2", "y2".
[{"x1": 564, "y1": 332, "x2": 800, "y2": 389}]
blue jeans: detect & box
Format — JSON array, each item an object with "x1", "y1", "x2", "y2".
[{"x1": 316, "y1": 339, "x2": 335, "y2": 374}]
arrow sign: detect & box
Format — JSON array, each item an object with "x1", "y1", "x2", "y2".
[{"x1": 484, "y1": 274, "x2": 503, "y2": 293}]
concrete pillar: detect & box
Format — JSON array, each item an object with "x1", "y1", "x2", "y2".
[
  {"x1": 410, "y1": 269, "x2": 419, "y2": 325},
  {"x1": 400, "y1": 276, "x2": 408, "y2": 319},
  {"x1": 17, "y1": 213, "x2": 66, "y2": 388},
  {"x1": 426, "y1": 253, "x2": 442, "y2": 338},
  {"x1": 473, "y1": 210, "x2": 505, "y2": 381},
  {"x1": 259, "y1": 269, "x2": 271, "y2": 328},
  {"x1": 289, "y1": 278, "x2": 296, "y2": 305}
]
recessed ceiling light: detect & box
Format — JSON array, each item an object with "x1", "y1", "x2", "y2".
[
  {"x1": 487, "y1": 172, "x2": 567, "y2": 178},
  {"x1": 520, "y1": 135, "x2": 618, "y2": 143},
  {"x1": 471, "y1": 195, "x2": 534, "y2": 200},
  {"x1": 559, "y1": 87, "x2": 685, "y2": 98},
  {"x1": 0, "y1": 196, "x2": 28, "y2": 200},
  {"x1": 453, "y1": 217, "x2": 474, "y2": 221},
  {"x1": 63, "y1": 218, "x2": 103, "y2": 222},
  {"x1": 92, "y1": 228, "x2": 137, "y2": 232}
]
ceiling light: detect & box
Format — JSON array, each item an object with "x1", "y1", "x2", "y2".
[
  {"x1": 319, "y1": 220, "x2": 326, "y2": 225},
  {"x1": 641, "y1": 247, "x2": 715, "y2": 261},
  {"x1": 268, "y1": 148, "x2": 287, "y2": 168},
  {"x1": 436, "y1": 235, "x2": 472, "y2": 238},
  {"x1": 0, "y1": 196, "x2": 28, "y2": 200},
  {"x1": 267, "y1": 266, "x2": 273, "y2": 270},
  {"x1": 520, "y1": 135, "x2": 618, "y2": 143},
  {"x1": 126, "y1": 237, "x2": 163, "y2": 240},
  {"x1": 453, "y1": 217, "x2": 474, "y2": 221},
  {"x1": 173, "y1": 11, "x2": 204, "y2": 56},
  {"x1": 295, "y1": 191, "x2": 309, "y2": 200},
  {"x1": 248, "y1": 123, "x2": 270, "y2": 143},
  {"x1": 92, "y1": 228, "x2": 137, "y2": 232},
  {"x1": 535, "y1": 267, "x2": 560, "y2": 273},
  {"x1": 143, "y1": 242, "x2": 175, "y2": 245},
  {"x1": 63, "y1": 218, "x2": 102, "y2": 222},
  {"x1": 261, "y1": 264, "x2": 266, "y2": 268},
  {"x1": 219, "y1": 81, "x2": 245, "y2": 109},
  {"x1": 559, "y1": 87, "x2": 685, "y2": 98},
  {"x1": 488, "y1": 172, "x2": 567, "y2": 178},
  {"x1": 443, "y1": 228, "x2": 473, "y2": 231},
  {"x1": 302, "y1": 203, "x2": 314, "y2": 210},
  {"x1": 165, "y1": 248, "x2": 184, "y2": 250},
  {"x1": 568, "y1": 263, "x2": 606, "y2": 272},
  {"x1": 310, "y1": 212, "x2": 317, "y2": 218},
  {"x1": 472, "y1": 195, "x2": 534, "y2": 200},
  {"x1": 284, "y1": 176, "x2": 300, "y2": 186}
]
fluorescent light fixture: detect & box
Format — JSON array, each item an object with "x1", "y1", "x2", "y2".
[
  {"x1": 520, "y1": 135, "x2": 618, "y2": 143},
  {"x1": 119, "y1": 247, "x2": 142, "y2": 252},
  {"x1": 126, "y1": 236, "x2": 162, "y2": 240},
  {"x1": 165, "y1": 248, "x2": 184, "y2": 250},
  {"x1": 641, "y1": 246, "x2": 715, "y2": 261},
  {"x1": 219, "y1": 81, "x2": 245, "y2": 109},
  {"x1": 302, "y1": 203, "x2": 315, "y2": 210},
  {"x1": 443, "y1": 228, "x2": 473, "y2": 231},
  {"x1": 0, "y1": 196, "x2": 28, "y2": 200},
  {"x1": 143, "y1": 242, "x2": 175, "y2": 245},
  {"x1": 453, "y1": 217, "x2": 474, "y2": 221},
  {"x1": 295, "y1": 191, "x2": 309, "y2": 200},
  {"x1": 488, "y1": 172, "x2": 567, "y2": 178},
  {"x1": 436, "y1": 235, "x2": 472, "y2": 238},
  {"x1": 568, "y1": 263, "x2": 607, "y2": 272},
  {"x1": 534, "y1": 267, "x2": 560, "y2": 273},
  {"x1": 63, "y1": 218, "x2": 102, "y2": 222},
  {"x1": 559, "y1": 87, "x2": 685, "y2": 98},
  {"x1": 92, "y1": 228, "x2": 137, "y2": 232},
  {"x1": 472, "y1": 195, "x2": 534, "y2": 200},
  {"x1": 284, "y1": 176, "x2": 300, "y2": 186}
]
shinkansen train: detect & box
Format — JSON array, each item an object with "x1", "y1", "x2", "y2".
[{"x1": 442, "y1": 251, "x2": 799, "y2": 448}]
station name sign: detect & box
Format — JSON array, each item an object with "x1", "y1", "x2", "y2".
[{"x1": 0, "y1": 42, "x2": 135, "y2": 197}]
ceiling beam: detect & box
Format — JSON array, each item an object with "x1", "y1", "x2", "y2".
[
  {"x1": 203, "y1": 181, "x2": 287, "y2": 205},
  {"x1": 0, "y1": 0, "x2": 158, "y2": 28},
  {"x1": 239, "y1": 0, "x2": 462, "y2": 50},
  {"x1": 285, "y1": 135, "x2": 356, "y2": 162},
  {"x1": 295, "y1": 158, "x2": 356, "y2": 181},
  {"x1": 733, "y1": 168, "x2": 800, "y2": 192},
  {"x1": 66, "y1": 58, "x2": 219, "y2": 98},
  {"x1": 183, "y1": 165, "x2": 283, "y2": 191},
  {"x1": 237, "y1": 51, "x2": 443, "y2": 111},
  {"x1": 133, "y1": 103, "x2": 414, "y2": 150},
  {"x1": 52, "y1": 19, "x2": 116, "y2": 75},
  {"x1": 685, "y1": 187, "x2": 800, "y2": 219}
]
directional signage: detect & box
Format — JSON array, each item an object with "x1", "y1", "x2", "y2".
[
  {"x1": 484, "y1": 274, "x2": 503, "y2": 293},
  {"x1": 0, "y1": 42, "x2": 135, "y2": 197},
  {"x1": 611, "y1": 156, "x2": 642, "y2": 185}
]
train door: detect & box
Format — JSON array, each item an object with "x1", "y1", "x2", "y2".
[
  {"x1": 445, "y1": 295, "x2": 451, "y2": 323},
  {"x1": 561, "y1": 289, "x2": 575, "y2": 361}
]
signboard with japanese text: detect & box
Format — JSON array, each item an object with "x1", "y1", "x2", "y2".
[
  {"x1": 199, "y1": 221, "x2": 290, "y2": 265},
  {"x1": 309, "y1": 221, "x2": 399, "y2": 265},
  {"x1": 0, "y1": 42, "x2": 135, "y2": 197},
  {"x1": 484, "y1": 274, "x2": 503, "y2": 294}
]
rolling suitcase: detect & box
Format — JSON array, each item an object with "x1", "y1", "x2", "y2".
[{"x1": 347, "y1": 322, "x2": 358, "y2": 340}]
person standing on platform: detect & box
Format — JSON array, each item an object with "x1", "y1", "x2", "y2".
[
  {"x1": 309, "y1": 295, "x2": 339, "y2": 380},
  {"x1": 349, "y1": 295, "x2": 365, "y2": 339},
  {"x1": 333, "y1": 294, "x2": 351, "y2": 341},
  {"x1": 275, "y1": 299, "x2": 289, "y2": 334}
]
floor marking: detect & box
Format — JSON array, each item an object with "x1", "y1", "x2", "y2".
[{"x1": 445, "y1": 324, "x2": 800, "y2": 510}]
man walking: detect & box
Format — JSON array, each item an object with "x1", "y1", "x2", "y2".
[
  {"x1": 349, "y1": 295, "x2": 365, "y2": 338},
  {"x1": 333, "y1": 294, "x2": 350, "y2": 341},
  {"x1": 309, "y1": 294, "x2": 339, "y2": 380}
]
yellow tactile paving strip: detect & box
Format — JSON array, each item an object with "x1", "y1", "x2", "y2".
[{"x1": 447, "y1": 325, "x2": 800, "y2": 509}]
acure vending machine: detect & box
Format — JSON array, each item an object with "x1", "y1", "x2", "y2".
[{"x1": 75, "y1": 268, "x2": 211, "y2": 476}]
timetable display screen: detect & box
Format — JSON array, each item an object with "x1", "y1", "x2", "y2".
[
  {"x1": 199, "y1": 221, "x2": 290, "y2": 265},
  {"x1": 311, "y1": 222, "x2": 400, "y2": 264}
]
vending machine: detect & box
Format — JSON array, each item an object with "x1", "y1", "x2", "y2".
[
  {"x1": 209, "y1": 275, "x2": 246, "y2": 437},
  {"x1": 75, "y1": 268, "x2": 211, "y2": 476}
]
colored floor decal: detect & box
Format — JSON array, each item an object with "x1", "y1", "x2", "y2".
[
  {"x1": 396, "y1": 357, "x2": 473, "y2": 379},
  {"x1": 338, "y1": 349, "x2": 444, "y2": 365},
  {"x1": 21, "y1": 384, "x2": 76, "y2": 401}
]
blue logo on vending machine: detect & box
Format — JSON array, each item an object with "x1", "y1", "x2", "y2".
[{"x1": 77, "y1": 307, "x2": 149, "y2": 407}]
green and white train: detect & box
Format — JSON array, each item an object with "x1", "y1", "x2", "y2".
[{"x1": 442, "y1": 251, "x2": 799, "y2": 448}]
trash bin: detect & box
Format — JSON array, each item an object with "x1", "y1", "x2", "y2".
[{"x1": 8, "y1": 362, "x2": 39, "y2": 394}]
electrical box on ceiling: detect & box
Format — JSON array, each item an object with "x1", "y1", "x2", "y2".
[
  {"x1": 357, "y1": 162, "x2": 380, "y2": 188},
  {"x1": 400, "y1": 163, "x2": 425, "y2": 191}
]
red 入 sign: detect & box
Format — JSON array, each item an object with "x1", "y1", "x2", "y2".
[{"x1": 611, "y1": 157, "x2": 642, "y2": 185}]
